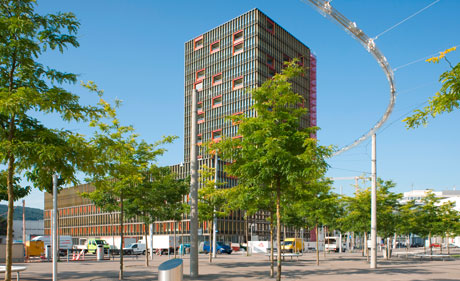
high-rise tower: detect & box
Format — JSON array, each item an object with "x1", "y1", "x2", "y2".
[{"x1": 183, "y1": 8, "x2": 317, "y2": 163}]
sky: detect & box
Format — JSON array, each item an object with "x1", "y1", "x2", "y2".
[{"x1": 2, "y1": 0, "x2": 460, "y2": 210}]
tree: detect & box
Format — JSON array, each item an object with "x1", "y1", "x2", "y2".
[
  {"x1": 198, "y1": 164, "x2": 226, "y2": 263},
  {"x1": 404, "y1": 47, "x2": 459, "y2": 128},
  {"x1": 397, "y1": 200, "x2": 417, "y2": 253},
  {"x1": 413, "y1": 191, "x2": 442, "y2": 256},
  {"x1": 83, "y1": 96, "x2": 176, "y2": 280},
  {"x1": 0, "y1": 2, "x2": 102, "y2": 279},
  {"x1": 0, "y1": 216, "x2": 6, "y2": 236},
  {"x1": 437, "y1": 200, "x2": 460, "y2": 254},
  {"x1": 210, "y1": 61, "x2": 331, "y2": 281},
  {"x1": 124, "y1": 165, "x2": 189, "y2": 265}
]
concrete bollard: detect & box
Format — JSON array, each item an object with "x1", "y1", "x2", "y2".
[{"x1": 158, "y1": 259, "x2": 183, "y2": 281}]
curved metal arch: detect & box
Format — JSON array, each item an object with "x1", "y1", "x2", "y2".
[{"x1": 303, "y1": 0, "x2": 396, "y2": 156}]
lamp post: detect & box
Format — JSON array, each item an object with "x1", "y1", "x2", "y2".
[{"x1": 190, "y1": 89, "x2": 199, "y2": 278}]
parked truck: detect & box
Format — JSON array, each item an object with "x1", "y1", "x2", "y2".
[
  {"x1": 138, "y1": 235, "x2": 179, "y2": 255},
  {"x1": 325, "y1": 236, "x2": 346, "y2": 252},
  {"x1": 281, "y1": 238, "x2": 304, "y2": 253},
  {"x1": 31, "y1": 235, "x2": 72, "y2": 255}
]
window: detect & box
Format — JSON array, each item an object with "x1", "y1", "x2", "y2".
[
  {"x1": 269, "y1": 67, "x2": 276, "y2": 77},
  {"x1": 197, "y1": 134, "x2": 202, "y2": 145},
  {"x1": 267, "y1": 54, "x2": 274, "y2": 69},
  {"x1": 194, "y1": 36, "x2": 203, "y2": 50},
  {"x1": 212, "y1": 73, "x2": 222, "y2": 85},
  {"x1": 194, "y1": 81, "x2": 203, "y2": 91},
  {"x1": 283, "y1": 54, "x2": 290, "y2": 67},
  {"x1": 196, "y1": 69, "x2": 205, "y2": 81},
  {"x1": 267, "y1": 18, "x2": 275, "y2": 34},
  {"x1": 233, "y1": 77, "x2": 243, "y2": 90},
  {"x1": 197, "y1": 101, "x2": 203, "y2": 113},
  {"x1": 197, "y1": 112, "x2": 205, "y2": 124},
  {"x1": 212, "y1": 129, "x2": 222, "y2": 140},
  {"x1": 233, "y1": 30, "x2": 244, "y2": 44},
  {"x1": 232, "y1": 111, "x2": 243, "y2": 125},
  {"x1": 212, "y1": 95, "x2": 222, "y2": 108},
  {"x1": 210, "y1": 40, "x2": 220, "y2": 54},
  {"x1": 233, "y1": 42, "x2": 243, "y2": 55}
]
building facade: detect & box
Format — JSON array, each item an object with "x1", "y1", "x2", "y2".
[{"x1": 44, "y1": 8, "x2": 317, "y2": 244}]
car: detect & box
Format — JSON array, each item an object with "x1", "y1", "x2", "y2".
[
  {"x1": 448, "y1": 243, "x2": 459, "y2": 248},
  {"x1": 203, "y1": 241, "x2": 232, "y2": 254},
  {"x1": 430, "y1": 243, "x2": 441, "y2": 248}
]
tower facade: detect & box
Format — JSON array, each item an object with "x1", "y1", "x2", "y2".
[{"x1": 183, "y1": 8, "x2": 316, "y2": 163}]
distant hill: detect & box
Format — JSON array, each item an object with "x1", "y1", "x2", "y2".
[{"x1": 0, "y1": 204, "x2": 43, "y2": 221}]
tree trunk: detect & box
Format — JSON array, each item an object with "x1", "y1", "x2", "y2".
[
  {"x1": 144, "y1": 224, "x2": 149, "y2": 267},
  {"x1": 276, "y1": 183, "x2": 282, "y2": 281},
  {"x1": 429, "y1": 231, "x2": 432, "y2": 257},
  {"x1": 315, "y1": 223, "x2": 319, "y2": 266},
  {"x1": 270, "y1": 218, "x2": 274, "y2": 278},
  {"x1": 365, "y1": 232, "x2": 369, "y2": 261},
  {"x1": 245, "y1": 213, "x2": 249, "y2": 256},
  {"x1": 5, "y1": 114, "x2": 16, "y2": 281},
  {"x1": 119, "y1": 192, "x2": 124, "y2": 280},
  {"x1": 447, "y1": 233, "x2": 450, "y2": 255},
  {"x1": 386, "y1": 238, "x2": 390, "y2": 260},
  {"x1": 209, "y1": 220, "x2": 212, "y2": 263}
]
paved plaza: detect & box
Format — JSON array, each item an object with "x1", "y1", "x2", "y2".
[{"x1": 3, "y1": 251, "x2": 460, "y2": 281}]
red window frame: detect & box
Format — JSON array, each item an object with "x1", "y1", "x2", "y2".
[
  {"x1": 196, "y1": 68, "x2": 205, "y2": 81},
  {"x1": 212, "y1": 73, "x2": 222, "y2": 86},
  {"x1": 233, "y1": 30, "x2": 244, "y2": 44},
  {"x1": 232, "y1": 111, "x2": 243, "y2": 125},
  {"x1": 194, "y1": 35, "x2": 203, "y2": 51},
  {"x1": 212, "y1": 129, "x2": 222, "y2": 141},
  {"x1": 210, "y1": 40, "x2": 220, "y2": 54},
  {"x1": 194, "y1": 81, "x2": 203, "y2": 91},
  {"x1": 197, "y1": 112, "x2": 205, "y2": 124},
  {"x1": 232, "y1": 135, "x2": 242, "y2": 140},
  {"x1": 233, "y1": 42, "x2": 243, "y2": 55},
  {"x1": 212, "y1": 95, "x2": 223, "y2": 108},
  {"x1": 267, "y1": 54, "x2": 275, "y2": 69},
  {"x1": 283, "y1": 54, "x2": 290, "y2": 67},
  {"x1": 267, "y1": 18, "x2": 275, "y2": 35},
  {"x1": 232, "y1": 76, "x2": 243, "y2": 90},
  {"x1": 197, "y1": 101, "x2": 203, "y2": 114}
]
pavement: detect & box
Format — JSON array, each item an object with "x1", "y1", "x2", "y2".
[{"x1": 2, "y1": 250, "x2": 460, "y2": 281}]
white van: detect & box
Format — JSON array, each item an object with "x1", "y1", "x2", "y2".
[{"x1": 124, "y1": 243, "x2": 146, "y2": 255}]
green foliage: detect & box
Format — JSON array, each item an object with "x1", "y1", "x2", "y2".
[
  {"x1": 341, "y1": 179, "x2": 401, "y2": 238},
  {"x1": 198, "y1": 164, "x2": 227, "y2": 223},
  {"x1": 413, "y1": 192, "x2": 441, "y2": 237},
  {"x1": 438, "y1": 200, "x2": 460, "y2": 237},
  {"x1": 404, "y1": 49, "x2": 459, "y2": 128},
  {"x1": 0, "y1": 1, "x2": 103, "y2": 278},
  {"x1": 0, "y1": 170, "x2": 30, "y2": 201},
  {"x1": 124, "y1": 166, "x2": 189, "y2": 225}
]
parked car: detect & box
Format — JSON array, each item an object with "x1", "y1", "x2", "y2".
[
  {"x1": 430, "y1": 243, "x2": 441, "y2": 248},
  {"x1": 203, "y1": 241, "x2": 232, "y2": 254},
  {"x1": 124, "y1": 243, "x2": 146, "y2": 255},
  {"x1": 410, "y1": 242, "x2": 424, "y2": 248},
  {"x1": 448, "y1": 243, "x2": 459, "y2": 248}
]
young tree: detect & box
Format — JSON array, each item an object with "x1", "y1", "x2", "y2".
[
  {"x1": 0, "y1": 2, "x2": 102, "y2": 279},
  {"x1": 437, "y1": 201, "x2": 460, "y2": 255},
  {"x1": 83, "y1": 96, "x2": 176, "y2": 280},
  {"x1": 0, "y1": 171, "x2": 30, "y2": 202},
  {"x1": 413, "y1": 192, "x2": 442, "y2": 256},
  {"x1": 198, "y1": 164, "x2": 226, "y2": 263},
  {"x1": 124, "y1": 165, "x2": 189, "y2": 265},
  {"x1": 404, "y1": 47, "x2": 459, "y2": 128},
  {"x1": 397, "y1": 200, "x2": 417, "y2": 254},
  {"x1": 210, "y1": 61, "x2": 331, "y2": 281}
]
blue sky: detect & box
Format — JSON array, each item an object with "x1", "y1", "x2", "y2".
[{"x1": 3, "y1": 0, "x2": 460, "y2": 209}]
